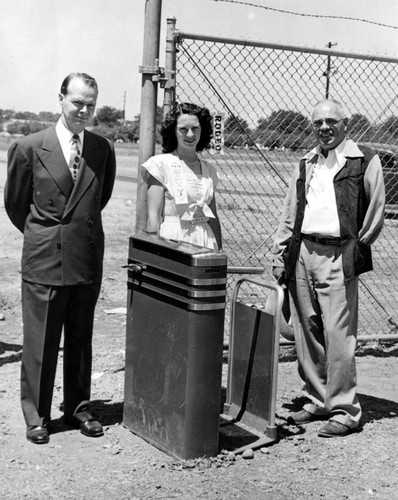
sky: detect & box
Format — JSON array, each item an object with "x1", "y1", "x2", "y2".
[{"x1": 1, "y1": 0, "x2": 397, "y2": 121}]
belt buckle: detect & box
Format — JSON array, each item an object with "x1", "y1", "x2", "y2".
[{"x1": 191, "y1": 216, "x2": 208, "y2": 225}]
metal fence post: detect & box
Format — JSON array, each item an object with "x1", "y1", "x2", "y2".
[
  {"x1": 162, "y1": 17, "x2": 177, "y2": 118},
  {"x1": 135, "y1": 0, "x2": 163, "y2": 233}
]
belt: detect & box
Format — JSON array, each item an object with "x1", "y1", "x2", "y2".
[{"x1": 301, "y1": 233, "x2": 341, "y2": 246}]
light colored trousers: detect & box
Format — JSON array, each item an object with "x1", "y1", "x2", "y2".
[{"x1": 289, "y1": 239, "x2": 361, "y2": 428}]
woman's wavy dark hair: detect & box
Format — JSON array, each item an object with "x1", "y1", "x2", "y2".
[{"x1": 160, "y1": 102, "x2": 213, "y2": 153}]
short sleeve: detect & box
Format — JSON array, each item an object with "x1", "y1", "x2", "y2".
[{"x1": 142, "y1": 156, "x2": 167, "y2": 186}]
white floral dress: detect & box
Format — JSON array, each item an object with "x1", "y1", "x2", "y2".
[{"x1": 142, "y1": 153, "x2": 219, "y2": 249}]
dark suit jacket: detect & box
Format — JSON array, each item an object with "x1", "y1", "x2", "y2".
[{"x1": 5, "y1": 126, "x2": 116, "y2": 286}]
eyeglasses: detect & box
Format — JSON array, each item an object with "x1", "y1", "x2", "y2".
[{"x1": 312, "y1": 118, "x2": 344, "y2": 129}]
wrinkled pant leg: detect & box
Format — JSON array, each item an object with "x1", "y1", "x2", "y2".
[
  {"x1": 21, "y1": 281, "x2": 65, "y2": 427},
  {"x1": 317, "y1": 273, "x2": 361, "y2": 426},
  {"x1": 62, "y1": 282, "x2": 101, "y2": 418},
  {"x1": 289, "y1": 240, "x2": 361, "y2": 427},
  {"x1": 289, "y1": 257, "x2": 330, "y2": 416}
]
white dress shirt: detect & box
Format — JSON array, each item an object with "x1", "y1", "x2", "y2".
[
  {"x1": 301, "y1": 140, "x2": 348, "y2": 237},
  {"x1": 55, "y1": 119, "x2": 84, "y2": 175}
]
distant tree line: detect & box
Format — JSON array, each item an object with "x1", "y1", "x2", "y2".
[
  {"x1": 0, "y1": 106, "x2": 163, "y2": 143},
  {"x1": 1, "y1": 109, "x2": 60, "y2": 136},
  {"x1": 2, "y1": 107, "x2": 397, "y2": 149},
  {"x1": 90, "y1": 105, "x2": 163, "y2": 143},
  {"x1": 223, "y1": 110, "x2": 398, "y2": 150}
]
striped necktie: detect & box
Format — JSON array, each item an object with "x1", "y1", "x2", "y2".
[{"x1": 69, "y1": 134, "x2": 81, "y2": 182}]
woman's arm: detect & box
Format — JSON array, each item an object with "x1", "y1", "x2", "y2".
[{"x1": 147, "y1": 175, "x2": 165, "y2": 234}]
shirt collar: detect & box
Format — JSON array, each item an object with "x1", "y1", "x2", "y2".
[
  {"x1": 56, "y1": 118, "x2": 84, "y2": 145},
  {"x1": 302, "y1": 138, "x2": 364, "y2": 166},
  {"x1": 333, "y1": 139, "x2": 347, "y2": 168}
]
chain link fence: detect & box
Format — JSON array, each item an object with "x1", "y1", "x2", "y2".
[{"x1": 167, "y1": 27, "x2": 398, "y2": 338}]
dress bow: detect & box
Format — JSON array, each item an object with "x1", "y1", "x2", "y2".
[{"x1": 181, "y1": 200, "x2": 215, "y2": 221}]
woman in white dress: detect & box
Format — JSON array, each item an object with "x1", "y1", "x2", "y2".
[{"x1": 142, "y1": 102, "x2": 222, "y2": 250}]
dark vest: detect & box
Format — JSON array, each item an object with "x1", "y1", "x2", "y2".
[{"x1": 283, "y1": 145, "x2": 375, "y2": 281}]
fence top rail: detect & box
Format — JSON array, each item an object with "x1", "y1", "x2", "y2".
[{"x1": 175, "y1": 30, "x2": 398, "y2": 64}]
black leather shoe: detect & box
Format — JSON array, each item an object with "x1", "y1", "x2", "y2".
[
  {"x1": 318, "y1": 420, "x2": 356, "y2": 438},
  {"x1": 65, "y1": 411, "x2": 104, "y2": 437},
  {"x1": 26, "y1": 426, "x2": 49, "y2": 444}
]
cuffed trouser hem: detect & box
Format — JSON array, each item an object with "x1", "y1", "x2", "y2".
[
  {"x1": 328, "y1": 414, "x2": 361, "y2": 428},
  {"x1": 303, "y1": 402, "x2": 331, "y2": 418},
  {"x1": 304, "y1": 403, "x2": 360, "y2": 428}
]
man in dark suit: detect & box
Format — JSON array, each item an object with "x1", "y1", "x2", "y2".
[{"x1": 4, "y1": 72, "x2": 116, "y2": 444}]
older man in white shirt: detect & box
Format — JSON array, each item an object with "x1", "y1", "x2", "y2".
[{"x1": 272, "y1": 99, "x2": 385, "y2": 437}]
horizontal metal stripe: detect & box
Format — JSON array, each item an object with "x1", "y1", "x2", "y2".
[
  {"x1": 127, "y1": 261, "x2": 227, "y2": 286},
  {"x1": 129, "y1": 282, "x2": 226, "y2": 311},
  {"x1": 127, "y1": 271, "x2": 226, "y2": 295},
  {"x1": 128, "y1": 277, "x2": 226, "y2": 298}
]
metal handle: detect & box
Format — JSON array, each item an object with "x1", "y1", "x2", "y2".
[{"x1": 122, "y1": 263, "x2": 147, "y2": 277}]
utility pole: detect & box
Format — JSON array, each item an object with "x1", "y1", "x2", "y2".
[
  {"x1": 323, "y1": 42, "x2": 337, "y2": 99},
  {"x1": 122, "y1": 91, "x2": 126, "y2": 125}
]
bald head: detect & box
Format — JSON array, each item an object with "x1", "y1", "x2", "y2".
[
  {"x1": 311, "y1": 99, "x2": 348, "y2": 152},
  {"x1": 312, "y1": 99, "x2": 346, "y2": 121}
]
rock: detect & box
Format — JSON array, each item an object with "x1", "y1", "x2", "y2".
[{"x1": 242, "y1": 449, "x2": 254, "y2": 459}]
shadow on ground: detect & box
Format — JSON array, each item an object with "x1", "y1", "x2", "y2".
[
  {"x1": 282, "y1": 393, "x2": 398, "y2": 426},
  {"x1": 0, "y1": 341, "x2": 22, "y2": 366}
]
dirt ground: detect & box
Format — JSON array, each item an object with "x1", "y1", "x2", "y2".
[{"x1": 1, "y1": 147, "x2": 398, "y2": 500}]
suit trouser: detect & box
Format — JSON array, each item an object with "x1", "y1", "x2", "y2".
[
  {"x1": 21, "y1": 280, "x2": 101, "y2": 427},
  {"x1": 288, "y1": 239, "x2": 361, "y2": 428}
]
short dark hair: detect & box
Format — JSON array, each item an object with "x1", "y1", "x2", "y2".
[
  {"x1": 160, "y1": 102, "x2": 213, "y2": 153},
  {"x1": 60, "y1": 72, "x2": 98, "y2": 96}
]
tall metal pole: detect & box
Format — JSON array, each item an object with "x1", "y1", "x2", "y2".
[
  {"x1": 122, "y1": 91, "x2": 126, "y2": 125},
  {"x1": 135, "y1": 0, "x2": 163, "y2": 233},
  {"x1": 163, "y1": 17, "x2": 177, "y2": 119},
  {"x1": 325, "y1": 53, "x2": 331, "y2": 99}
]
